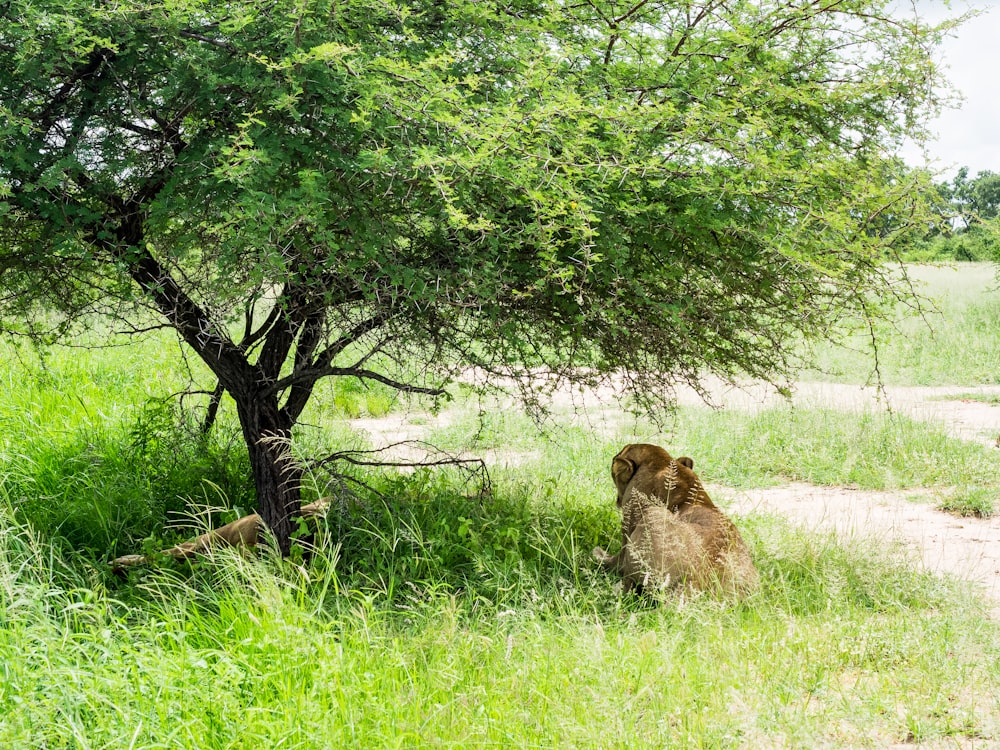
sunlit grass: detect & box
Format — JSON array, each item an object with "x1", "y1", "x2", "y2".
[
  {"x1": 1, "y1": 496, "x2": 998, "y2": 749},
  {"x1": 2, "y1": 265, "x2": 1000, "y2": 746},
  {"x1": 804, "y1": 263, "x2": 1000, "y2": 386}
]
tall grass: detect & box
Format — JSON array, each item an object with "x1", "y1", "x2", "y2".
[
  {"x1": 0, "y1": 339, "x2": 254, "y2": 554},
  {"x1": 2, "y1": 265, "x2": 1000, "y2": 746},
  {"x1": 1, "y1": 495, "x2": 997, "y2": 748}
]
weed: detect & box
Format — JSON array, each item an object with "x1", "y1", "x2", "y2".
[{"x1": 938, "y1": 486, "x2": 996, "y2": 518}]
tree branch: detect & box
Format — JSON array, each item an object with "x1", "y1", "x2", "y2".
[
  {"x1": 34, "y1": 47, "x2": 115, "y2": 142},
  {"x1": 311, "y1": 443, "x2": 490, "y2": 496},
  {"x1": 326, "y1": 368, "x2": 448, "y2": 396},
  {"x1": 178, "y1": 29, "x2": 236, "y2": 51},
  {"x1": 267, "y1": 362, "x2": 447, "y2": 403},
  {"x1": 98, "y1": 201, "x2": 253, "y2": 391},
  {"x1": 274, "y1": 313, "x2": 393, "y2": 420},
  {"x1": 256, "y1": 281, "x2": 315, "y2": 383}
]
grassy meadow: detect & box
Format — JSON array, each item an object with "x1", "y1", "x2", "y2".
[
  {"x1": 2, "y1": 264, "x2": 1000, "y2": 747},
  {"x1": 805, "y1": 263, "x2": 1000, "y2": 386}
]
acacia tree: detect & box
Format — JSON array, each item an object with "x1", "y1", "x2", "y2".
[{"x1": 0, "y1": 0, "x2": 957, "y2": 553}]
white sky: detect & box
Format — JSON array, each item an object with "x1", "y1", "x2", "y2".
[{"x1": 897, "y1": 1, "x2": 1000, "y2": 177}]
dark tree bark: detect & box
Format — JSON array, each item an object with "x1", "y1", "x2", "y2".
[
  {"x1": 234, "y1": 395, "x2": 300, "y2": 557},
  {"x1": 106, "y1": 204, "x2": 306, "y2": 554}
]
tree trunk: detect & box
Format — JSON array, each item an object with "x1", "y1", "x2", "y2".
[
  {"x1": 105, "y1": 212, "x2": 307, "y2": 557},
  {"x1": 234, "y1": 395, "x2": 301, "y2": 556}
]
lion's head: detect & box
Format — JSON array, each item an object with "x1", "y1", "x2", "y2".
[{"x1": 611, "y1": 443, "x2": 714, "y2": 512}]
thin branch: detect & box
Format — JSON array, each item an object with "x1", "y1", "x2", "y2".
[
  {"x1": 236, "y1": 299, "x2": 282, "y2": 358},
  {"x1": 118, "y1": 121, "x2": 164, "y2": 139},
  {"x1": 604, "y1": 32, "x2": 619, "y2": 66},
  {"x1": 269, "y1": 365, "x2": 447, "y2": 400},
  {"x1": 315, "y1": 442, "x2": 487, "y2": 472},
  {"x1": 613, "y1": 0, "x2": 652, "y2": 25},
  {"x1": 263, "y1": 312, "x2": 393, "y2": 401},
  {"x1": 201, "y1": 381, "x2": 226, "y2": 435},
  {"x1": 33, "y1": 48, "x2": 114, "y2": 142},
  {"x1": 178, "y1": 29, "x2": 236, "y2": 51},
  {"x1": 311, "y1": 442, "x2": 491, "y2": 496}
]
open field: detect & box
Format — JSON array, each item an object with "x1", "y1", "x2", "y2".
[
  {"x1": 1, "y1": 265, "x2": 1000, "y2": 747},
  {"x1": 804, "y1": 263, "x2": 1000, "y2": 387}
]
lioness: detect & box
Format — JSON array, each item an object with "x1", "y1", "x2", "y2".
[
  {"x1": 592, "y1": 443, "x2": 758, "y2": 597},
  {"x1": 111, "y1": 497, "x2": 332, "y2": 572}
]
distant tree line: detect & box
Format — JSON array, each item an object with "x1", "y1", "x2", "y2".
[{"x1": 906, "y1": 167, "x2": 1000, "y2": 262}]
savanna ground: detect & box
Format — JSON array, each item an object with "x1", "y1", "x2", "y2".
[{"x1": 2, "y1": 264, "x2": 1000, "y2": 748}]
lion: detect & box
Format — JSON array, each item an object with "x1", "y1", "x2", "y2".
[
  {"x1": 592, "y1": 443, "x2": 758, "y2": 597},
  {"x1": 111, "y1": 497, "x2": 331, "y2": 572}
]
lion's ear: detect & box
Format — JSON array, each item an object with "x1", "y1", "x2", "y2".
[
  {"x1": 611, "y1": 456, "x2": 636, "y2": 485},
  {"x1": 677, "y1": 456, "x2": 694, "y2": 470}
]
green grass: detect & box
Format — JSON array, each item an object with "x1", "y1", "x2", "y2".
[
  {"x1": 937, "y1": 485, "x2": 996, "y2": 518},
  {"x1": 675, "y1": 405, "x2": 1000, "y2": 494},
  {"x1": 3, "y1": 265, "x2": 1000, "y2": 746},
  {"x1": 804, "y1": 263, "x2": 1000, "y2": 386},
  {"x1": 1, "y1": 500, "x2": 997, "y2": 748}
]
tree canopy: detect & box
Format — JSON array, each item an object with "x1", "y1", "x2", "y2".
[{"x1": 0, "y1": 0, "x2": 958, "y2": 552}]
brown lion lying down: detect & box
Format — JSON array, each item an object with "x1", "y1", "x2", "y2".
[
  {"x1": 111, "y1": 497, "x2": 331, "y2": 571},
  {"x1": 592, "y1": 443, "x2": 758, "y2": 597}
]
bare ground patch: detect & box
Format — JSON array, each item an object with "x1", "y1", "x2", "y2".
[{"x1": 718, "y1": 482, "x2": 1000, "y2": 610}]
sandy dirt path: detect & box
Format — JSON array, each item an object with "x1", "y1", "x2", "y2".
[
  {"x1": 722, "y1": 483, "x2": 1000, "y2": 607},
  {"x1": 678, "y1": 379, "x2": 1000, "y2": 610}
]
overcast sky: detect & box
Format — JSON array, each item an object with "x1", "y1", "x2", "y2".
[{"x1": 897, "y1": 1, "x2": 1000, "y2": 176}]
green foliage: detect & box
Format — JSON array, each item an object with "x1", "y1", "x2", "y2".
[
  {"x1": 899, "y1": 167, "x2": 1000, "y2": 261},
  {"x1": 0, "y1": 0, "x2": 968, "y2": 549},
  {"x1": 0, "y1": 0, "x2": 963, "y2": 411},
  {"x1": 941, "y1": 166, "x2": 1000, "y2": 227},
  {"x1": 909, "y1": 226, "x2": 1000, "y2": 262}
]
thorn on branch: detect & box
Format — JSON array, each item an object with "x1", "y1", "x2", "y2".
[{"x1": 178, "y1": 29, "x2": 236, "y2": 51}]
